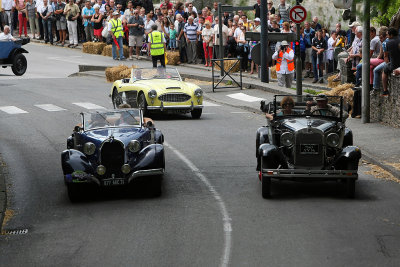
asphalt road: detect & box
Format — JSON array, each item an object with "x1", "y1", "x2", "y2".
[{"x1": 1, "y1": 44, "x2": 400, "y2": 266}]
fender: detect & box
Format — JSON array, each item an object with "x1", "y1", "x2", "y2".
[
  {"x1": 10, "y1": 48, "x2": 28, "y2": 58},
  {"x1": 67, "y1": 136, "x2": 74, "y2": 149},
  {"x1": 61, "y1": 149, "x2": 94, "y2": 175},
  {"x1": 343, "y1": 128, "x2": 353, "y2": 147},
  {"x1": 154, "y1": 130, "x2": 164, "y2": 144},
  {"x1": 130, "y1": 144, "x2": 165, "y2": 171},
  {"x1": 256, "y1": 126, "x2": 269, "y2": 157},
  {"x1": 334, "y1": 146, "x2": 362, "y2": 170},
  {"x1": 259, "y1": 143, "x2": 288, "y2": 169}
]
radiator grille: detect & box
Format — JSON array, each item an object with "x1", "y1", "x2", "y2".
[
  {"x1": 100, "y1": 139, "x2": 124, "y2": 177},
  {"x1": 294, "y1": 131, "x2": 324, "y2": 169},
  {"x1": 158, "y1": 93, "x2": 191, "y2": 103}
]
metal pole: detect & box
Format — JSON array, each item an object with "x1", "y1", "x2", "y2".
[
  {"x1": 296, "y1": 23, "x2": 302, "y2": 95},
  {"x1": 260, "y1": 0, "x2": 269, "y2": 83},
  {"x1": 218, "y1": 3, "x2": 224, "y2": 77},
  {"x1": 362, "y1": 0, "x2": 370, "y2": 123}
]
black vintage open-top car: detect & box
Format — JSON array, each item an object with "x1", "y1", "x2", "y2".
[{"x1": 256, "y1": 95, "x2": 361, "y2": 198}]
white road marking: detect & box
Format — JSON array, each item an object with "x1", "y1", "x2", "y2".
[
  {"x1": 230, "y1": 111, "x2": 250, "y2": 114},
  {"x1": 202, "y1": 113, "x2": 216, "y2": 115},
  {"x1": 0, "y1": 106, "x2": 28, "y2": 114},
  {"x1": 227, "y1": 93, "x2": 264, "y2": 102},
  {"x1": 165, "y1": 142, "x2": 232, "y2": 267},
  {"x1": 73, "y1": 102, "x2": 106, "y2": 110},
  {"x1": 35, "y1": 104, "x2": 66, "y2": 112},
  {"x1": 202, "y1": 100, "x2": 221, "y2": 107}
]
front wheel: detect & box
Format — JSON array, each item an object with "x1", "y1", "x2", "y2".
[
  {"x1": 112, "y1": 88, "x2": 123, "y2": 109},
  {"x1": 67, "y1": 184, "x2": 84, "y2": 202},
  {"x1": 148, "y1": 175, "x2": 162, "y2": 197},
  {"x1": 191, "y1": 109, "x2": 202, "y2": 119},
  {"x1": 262, "y1": 177, "x2": 271, "y2": 199},
  {"x1": 346, "y1": 178, "x2": 356, "y2": 198},
  {"x1": 137, "y1": 92, "x2": 148, "y2": 116},
  {"x1": 11, "y1": 53, "x2": 27, "y2": 76}
]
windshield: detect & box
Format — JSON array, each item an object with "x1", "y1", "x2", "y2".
[
  {"x1": 272, "y1": 95, "x2": 344, "y2": 120},
  {"x1": 131, "y1": 67, "x2": 181, "y2": 81},
  {"x1": 82, "y1": 109, "x2": 142, "y2": 130}
]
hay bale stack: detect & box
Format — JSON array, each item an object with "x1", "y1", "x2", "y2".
[
  {"x1": 105, "y1": 65, "x2": 129, "y2": 82},
  {"x1": 166, "y1": 51, "x2": 180, "y2": 65},
  {"x1": 270, "y1": 65, "x2": 277, "y2": 79},
  {"x1": 215, "y1": 59, "x2": 240, "y2": 73},
  {"x1": 120, "y1": 65, "x2": 138, "y2": 78},
  {"x1": 327, "y1": 74, "x2": 341, "y2": 88},
  {"x1": 102, "y1": 45, "x2": 129, "y2": 58},
  {"x1": 324, "y1": 83, "x2": 354, "y2": 96},
  {"x1": 339, "y1": 88, "x2": 355, "y2": 108},
  {"x1": 83, "y1": 42, "x2": 106, "y2": 54}
]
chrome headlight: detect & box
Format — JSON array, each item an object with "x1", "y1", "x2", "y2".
[
  {"x1": 128, "y1": 140, "x2": 141, "y2": 153},
  {"x1": 194, "y1": 88, "x2": 203, "y2": 97},
  {"x1": 280, "y1": 132, "x2": 294, "y2": 147},
  {"x1": 148, "y1": 90, "x2": 157, "y2": 98},
  {"x1": 121, "y1": 164, "x2": 131, "y2": 174},
  {"x1": 97, "y1": 165, "x2": 106, "y2": 175},
  {"x1": 83, "y1": 142, "x2": 96, "y2": 155},
  {"x1": 326, "y1": 133, "x2": 340, "y2": 147}
]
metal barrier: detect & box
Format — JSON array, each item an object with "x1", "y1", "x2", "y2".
[{"x1": 211, "y1": 58, "x2": 243, "y2": 92}]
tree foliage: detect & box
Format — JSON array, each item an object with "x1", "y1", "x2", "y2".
[{"x1": 355, "y1": 0, "x2": 400, "y2": 26}]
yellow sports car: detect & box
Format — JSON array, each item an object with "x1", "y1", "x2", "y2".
[{"x1": 110, "y1": 67, "x2": 203, "y2": 119}]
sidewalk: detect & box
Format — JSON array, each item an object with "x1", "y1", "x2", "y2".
[{"x1": 29, "y1": 39, "x2": 400, "y2": 179}]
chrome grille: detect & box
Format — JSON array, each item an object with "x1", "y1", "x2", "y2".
[
  {"x1": 100, "y1": 139, "x2": 125, "y2": 177},
  {"x1": 158, "y1": 93, "x2": 191, "y2": 103},
  {"x1": 294, "y1": 130, "x2": 324, "y2": 169}
]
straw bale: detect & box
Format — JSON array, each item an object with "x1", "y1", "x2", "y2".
[
  {"x1": 166, "y1": 51, "x2": 180, "y2": 65},
  {"x1": 327, "y1": 74, "x2": 341, "y2": 88},
  {"x1": 215, "y1": 59, "x2": 240, "y2": 73},
  {"x1": 102, "y1": 45, "x2": 129, "y2": 58},
  {"x1": 270, "y1": 65, "x2": 277, "y2": 79},
  {"x1": 105, "y1": 65, "x2": 129, "y2": 82},
  {"x1": 325, "y1": 83, "x2": 354, "y2": 96},
  {"x1": 83, "y1": 42, "x2": 106, "y2": 54}
]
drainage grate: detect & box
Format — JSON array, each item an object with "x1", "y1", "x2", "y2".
[{"x1": 2, "y1": 229, "x2": 28, "y2": 235}]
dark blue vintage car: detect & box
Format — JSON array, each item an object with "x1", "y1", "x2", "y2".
[
  {"x1": 61, "y1": 109, "x2": 165, "y2": 201},
  {"x1": 0, "y1": 38, "x2": 29, "y2": 76},
  {"x1": 257, "y1": 95, "x2": 361, "y2": 198}
]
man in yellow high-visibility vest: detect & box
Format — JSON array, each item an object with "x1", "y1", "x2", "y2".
[
  {"x1": 108, "y1": 11, "x2": 125, "y2": 60},
  {"x1": 148, "y1": 24, "x2": 166, "y2": 68}
]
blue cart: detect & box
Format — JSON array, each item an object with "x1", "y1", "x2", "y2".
[{"x1": 0, "y1": 38, "x2": 29, "y2": 76}]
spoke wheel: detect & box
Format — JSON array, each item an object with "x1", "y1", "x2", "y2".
[
  {"x1": 11, "y1": 53, "x2": 27, "y2": 76},
  {"x1": 137, "y1": 92, "x2": 148, "y2": 116}
]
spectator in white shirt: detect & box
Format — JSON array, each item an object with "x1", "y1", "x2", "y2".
[
  {"x1": 0, "y1": 25, "x2": 16, "y2": 41},
  {"x1": 2, "y1": 0, "x2": 15, "y2": 33}
]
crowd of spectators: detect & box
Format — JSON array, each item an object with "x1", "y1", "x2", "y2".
[{"x1": 1, "y1": 0, "x2": 399, "y2": 93}]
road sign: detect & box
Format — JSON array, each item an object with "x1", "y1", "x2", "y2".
[{"x1": 290, "y1": 5, "x2": 307, "y2": 24}]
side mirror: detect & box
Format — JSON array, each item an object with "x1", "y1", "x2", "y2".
[
  {"x1": 74, "y1": 125, "x2": 82, "y2": 132},
  {"x1": 146, "y1": 121, "x2": 153, "y2": 128}
]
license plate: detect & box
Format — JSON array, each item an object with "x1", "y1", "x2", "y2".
[
  {"x1": 300, "y1": 144, "x2": 319, "y2": 154},
  {"x1": 102, "y1": 178, "x2": 126, "y2": 186}
]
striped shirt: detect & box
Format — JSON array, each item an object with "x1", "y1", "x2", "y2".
[
  {"x1": 278, "y1": 4, "x2": 291, "y2": 22},
  {"x1": 184, "y1": 22, "x2": 198, "y2": 41}
]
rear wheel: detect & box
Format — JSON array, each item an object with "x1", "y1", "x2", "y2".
[
  {"x1": 137, "y1": 92, "x2": 148, "y2": 116},
  {"x1": 11, "y1": 53, "x2": 27, "y2": 76},
  {"x1": 191, "y1": 108, "x2": 202, "y2": 119}
]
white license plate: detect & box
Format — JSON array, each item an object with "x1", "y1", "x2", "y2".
[{"x1": 102, "y1": 178, "x2": 126, "y2": 186}]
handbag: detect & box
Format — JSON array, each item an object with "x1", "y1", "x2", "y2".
[{"x1": 102, "y1": 26, "x2": 109, "y2": 38}]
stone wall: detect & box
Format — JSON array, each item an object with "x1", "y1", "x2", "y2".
[{"x1": 370, "y1": 75, "x2": 400, "y2": 128}]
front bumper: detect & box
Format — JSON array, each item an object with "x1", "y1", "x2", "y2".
[
  {"x1": 65, "y1": 168, "x2": 165, "y2": 186},
  {"x1": 147, "y1": 100, "x2": 203, "y2": 111},
  {"x1": 261, "y1": 169, "x2": 358, "y2": 179}
]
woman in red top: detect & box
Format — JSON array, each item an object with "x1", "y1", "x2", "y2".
[{"x1": 16, "y1": 0, "x2": 28, "y2": 37}]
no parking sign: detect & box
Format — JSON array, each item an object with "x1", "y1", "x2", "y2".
[{"x1": 289, "y1": 5, "x2": 307, "y2": 24}]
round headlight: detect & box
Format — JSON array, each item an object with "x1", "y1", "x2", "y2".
[
  {"x1": 121, "y1": 164, "x2": 131, "y2": 174},
  {"x1": 194, "y1": 88, "x2": 203, "y2": 97},
  {"x1": 97, "y1": 165, "x2": 106, "y2": 175},
  {"x1": 280, "y1": 132, "x2": 294, "y2": 147},
  {"x1": 326, "y1": 133, "x2": 340, "y2": 147},
  {"x1": 83, "y1": 142, "x2": 96, "y2": 155},
  {"x1": 128, "y1": 140, "x2": 141, "y2": 153},
  {"x1": 148, "y1": 90, "x2": 157, "y2": 98}
]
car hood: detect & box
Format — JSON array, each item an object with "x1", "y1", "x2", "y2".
[
  {"x1": 84, "y1": 127, "x2": 146, "y2": 146},
  {"x1": 280, "y1": 117, "x2": 337, "y2": 132}
]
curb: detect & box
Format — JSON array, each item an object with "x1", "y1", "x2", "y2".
[{"x1": 0, "y1": 157, "x2": 7, "y2": 233}]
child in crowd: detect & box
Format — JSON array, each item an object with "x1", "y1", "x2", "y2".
[{"x1": 169, "y1": 24, "x2": 177, "y2": 51}]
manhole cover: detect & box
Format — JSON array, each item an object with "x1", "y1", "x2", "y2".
[{"x1": 2, "y1": 229, "x2": 28, "y2": 235}]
